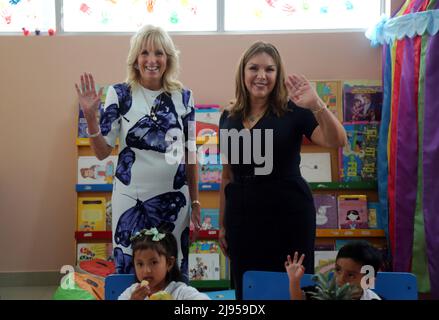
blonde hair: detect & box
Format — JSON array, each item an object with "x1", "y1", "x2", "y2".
[
  {"x1": 126, "y1": 25, "x2": 183, "y2": 92},
  {"x1": 230, "y1": 41, "x2": 289, "y2": 118}
]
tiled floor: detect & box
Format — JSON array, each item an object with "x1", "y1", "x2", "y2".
[{"x1": 0, "y1": 286, "x2": 58, "y2": 300}]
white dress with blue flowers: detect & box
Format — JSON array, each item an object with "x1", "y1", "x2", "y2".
[{"x1": 100, "y1": 83, "x2": 194, "y2": 281}]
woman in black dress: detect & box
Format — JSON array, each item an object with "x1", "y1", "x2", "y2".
[{"x1": 218, "y1": 41, "x2": 347, "y2": 300}]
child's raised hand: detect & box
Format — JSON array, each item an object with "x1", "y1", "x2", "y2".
[
  {"x1": 130, "y1": 283, "x2": 151, "y2": 300},
  {"x1": 285, "y1": 252, "x2": 305, "y2": 283}
]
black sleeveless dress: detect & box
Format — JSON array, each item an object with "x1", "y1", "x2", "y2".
[{"x1": 219, "y1": 101, "x2": 318, "y2": 300}]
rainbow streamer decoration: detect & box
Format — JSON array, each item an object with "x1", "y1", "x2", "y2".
[{"x1": 366, "y1": 0, "x2": 439, "y2": 298}]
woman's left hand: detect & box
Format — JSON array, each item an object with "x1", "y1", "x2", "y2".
[
  {"x1": 285, "y1": 74, "x2": 323, "y2": 111},
  {"x1": 191, "y1": 205, "x2": 201, "y2": 231}
]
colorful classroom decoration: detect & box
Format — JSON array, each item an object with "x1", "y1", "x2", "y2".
[
  {"x1": 62, "y1": 0, "x2": 217, "y2": 32},
  {"x1": 366, "y1": 0, "x2": 439, "y2": 298},
  {"x1": 0, "y1": 0, "x2": 56, "y2": 33},
  {"x1": 224, "y1": 0, "x2": 382, "y2": 31}
]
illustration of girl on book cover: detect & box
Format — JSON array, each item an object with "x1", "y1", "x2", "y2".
[{"x1": 80, "y1": 161, "x2": 115, "y2": 184}]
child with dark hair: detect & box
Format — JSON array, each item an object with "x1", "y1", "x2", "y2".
[
  {"x1": 285, "y1": 240, "x2": 383, "y2": 300},
  {"x1": 118, "y1": 228, "x2": 209, "y2": 300}
]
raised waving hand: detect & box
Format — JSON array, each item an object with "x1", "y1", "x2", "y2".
[
  {"x1": 285, "y1": 74, "x2": 323, "y2": 111},
  {"x1": 75, "y1": 73, "x2": 103, "y2": 119}
]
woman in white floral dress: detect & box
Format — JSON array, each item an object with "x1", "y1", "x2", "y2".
[{"x1": 75, "y1": 25, "x2": 200, "y2": 281}]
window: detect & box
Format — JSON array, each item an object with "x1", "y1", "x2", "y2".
[
  {"x1": 0, "y1": 0, "x2": 386, "y2": 34},
  {"x1": 0, "y1": 0, "x2": 56, "y2": 32},
  {"x1": 62, "y1": 0, "x2": 217, "y2": 32},
  {"x1": 224, "y1": 0, "x2": 383, "y2": 32}
]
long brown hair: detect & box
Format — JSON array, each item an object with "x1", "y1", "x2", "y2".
[{"x1": 229, "y1": 41, "x2": 289, "y2": 119}]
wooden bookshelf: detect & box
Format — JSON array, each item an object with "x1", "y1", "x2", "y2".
[
  {"x1": 190, "y1": 229, "x2": 220, "y2": 240},
  {"x1": 76, "y1": 184, "x2": 113, "y2": 192},
  {"x1": 190, "y1": 229, "x2": 385, "y2": 240},
  {"x1": 190, "y1": 279, "x2": 230, "y2": 290},
  {"x1": 309, "y1": 181, "x2": 377, "y2": 190},
  {"x1": 316, "y1": 229, "x2": 385, "y2": 238},
  {"x1": 75, "y1": 231, "x2": 112, "y2": 242}
]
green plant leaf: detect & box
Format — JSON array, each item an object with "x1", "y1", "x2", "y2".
[{"x1": 336, "y1": 283, "x2": 353, "y2": 300}]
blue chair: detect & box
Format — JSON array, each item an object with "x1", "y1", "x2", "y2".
[
  {"x1": 242, "y1": 271, "x2": 418, "y2": 300},
  {"x1": 105, "y1": 274, "x2": 136, "y2": 300},
  {"x1": 375, "y1": 272, "x2": 418, "y2": 300},
  {"x1": 243, "y1": 271, "x2": 314, "y2": 300}
]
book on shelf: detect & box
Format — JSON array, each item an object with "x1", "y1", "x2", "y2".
[
  {"x1": 197, "y1": 143, "x2": 219, "y2": 163},
  {"x1": 310, "y1": 80, "x2": 343, "y2": 122},
  {"x1": 77, "y1": 243, "x2": 113, "y2": 263},
  {"x1": 314, "y1": 251, "x2": 338, "y2": 275},
  {"x1": 77, "y1": 197, "x2": 107, "y2": 231},
  {"x1": 195, "y1": 105, "x2": 221, "y2": 144},
  {"x1": 189, "y1": 240, "x2": 220, "y2": 254},
  {"x1": 343, "y1": 80, "x2": 383, "y2": 122},
  {"x1": 339, "y1": 123, "x2": 379, "y2": 182},
  {"x1": 198, "y1": 151, "x2": 221, "y2": 190},
  {"x1": 199, "y1": 166, "x2": 221, "y2": 189},
  {"x1": 198, "y1": 153, "x2": 222, "y2": 190},
  {"x1": 338, "y1": 195, "x2": 369, "y2": 229},
  {"x1": 77, "y1": 155, "x2": 118, "y2": 185},
  {"x1": 313, "y1": 194, "x2": 338, "y2": 229},
  {"x1": 77, "y1": 109, "x2": 88, "y2": 143},
  {"x1": 189, "y1": 254, "x2": 220, "y2": 281},
  {"x1": 300, "y1": 152, "x2": 332, "y2": 182},
  {"x1": 106, "y1": 199, "x2": 112, "y2": 231},
  {"x1": 220, "y1": 251, "x2": 230, "y2": 280},
  {"x1": 367, "y1": 202, "x2": 382, "y2": 229},
  {"x1": 189, "y1": 240, "x2": 221, "y2": 281},
  {"x1": 200, "y1": 208, "x2": 220, "y2": 231},
  {"x1": 197, "y1": 149, "x2": 221, "y2": 165}
]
